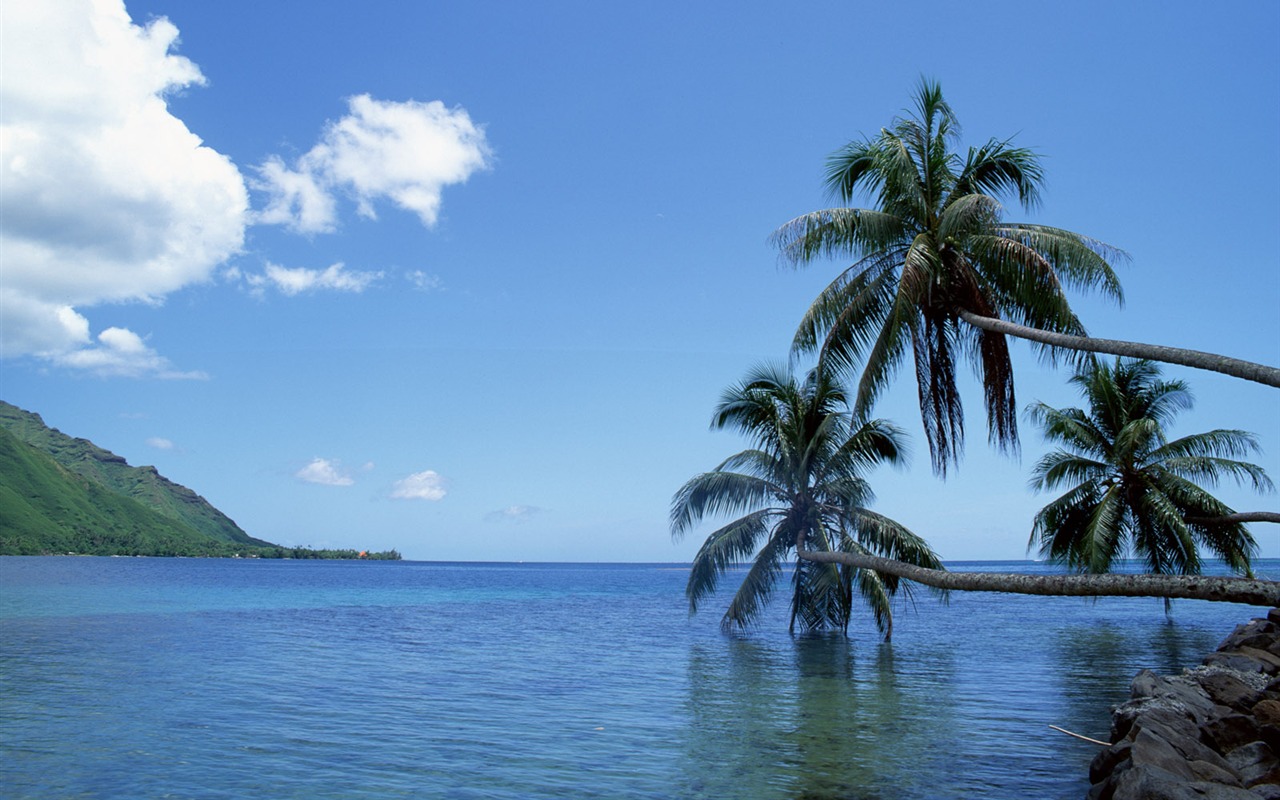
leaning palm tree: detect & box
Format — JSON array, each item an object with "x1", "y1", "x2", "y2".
[
  {"x1": 773, "y1": 79, "x2": 1280, "y2": 477},
  {"x1": 1028, "y1": 358, "x2": 1272, "y2": 580},
  {"x1": 671, "y1": 363, "x2": 942, "y2": 638}
]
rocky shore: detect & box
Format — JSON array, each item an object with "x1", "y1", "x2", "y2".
[{"x1": 1087, "y1": 608, "x2": 1280, "y2": 799}]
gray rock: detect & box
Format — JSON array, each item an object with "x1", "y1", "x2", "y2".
[
  {"x1": 1257, "y1": 701, "x2": 1280, "y2": 727},
  {"x1": 1251, "y1": 783, "x2": 1280, "y2": 799},
  {"x1": 1130, "y1": 729, "x2": 1201, "y2": 782},
  {"x1": 1203, "y1": 713, "x2": 1264, "y2": 754},
  {"x1": 1261, "y1": 724, "x2": 1280, "y2": 754},
  {"x1": 1219, "y1": 620, "x2": 1278, "y2": 652},
  {"x1": 1195, "y1": 669, "x2": 1267, "y2": 711},
  {"x1": 1131, "y1": 671, "x2": 1233, "y2": 725},
  {"x1": 1092, "y1": 738, "x2": 1133, "y2": 784},
  {"x1": 1138, "y1": 707, "x2": 1213, "y2": 743},
  {"x1": 1095, "y1": 612, "x2": 1280, "y2": 800},
  {"x1": 1235, "y1": 647, "x2": 1280, "y2": 675},
  {"x1": 1225, "y1": 741, "x2": 1279, "y2": 787},
  {"x1": 1208, "y1": 652, "x2": 1278, "y2": 676},
  {"x1": 1110, "y1": 764, "x2": 1258, "y2": 799}
]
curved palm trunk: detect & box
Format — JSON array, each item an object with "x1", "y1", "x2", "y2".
[
  {"x1": 1189, "y1": 512, "x2": 1280, "y2": 525},
  {"x1": 794, "y1": 548, "x2": 1280, "y2": 606},
  {"x1": 956, "y1": 310, "x2": 1280, "y2": 388}
]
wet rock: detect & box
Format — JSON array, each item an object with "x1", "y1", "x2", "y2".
[
  {"x1": 1087, "y1": 608, "x2": 1280, "y2": 799},
  {"x1": 1255, "y1": 701, "x2": 1280, "y2": 727},
  {"x1": 1219, "y1": 620, "x2": 1278, "y2": 652},
  {"x1": 1236, "y1": 648, "x2": 1280, "y2": 675},
  {"x1": 1129, "y1": 670, "x2": 1229, "y2": 725},
  {"x1": 1192, "y1": 669, "x2": 1266, "y2": 711},
  {"x1": 1202, "y1": 714, "x2": 1262, "y2": 754},
  {"x1": 1224, "y1": 741, "x2": 1279, "y2": 787},
  {"x1": 1092, "y1": 739, "x2": 1134, "y2": 785},
  {"x1": 1109, "y1": 765, "x2": 1257, "y2": 799},
  {"x1": 1261, "y1": 724, "x2": 1280, "y2": 754},
  {"x1": 1206, "y1": 652, "x2": 1278, "y2": 676}
]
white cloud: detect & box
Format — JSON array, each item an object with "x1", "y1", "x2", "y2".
[
  {"x1": 254, "y1": 156, "x2": 336, "y2": 233},
  {"x1": 485, "y1": 505, "x2": 543, "y2": 523},
  {"x1": 406, "y1": 270, "x2": 444, "y2": 291},
  {"x1": 255, "y1": 95, "x2": 491, "y2": 234},
  {"x1": 296, "y1": 457, "x2": 354, "y2": 487},
  {"x1": 146, "y1": 436, "x2": 174, "y2": 450},
  {"x1": 244, "y1": 262, "x2": 384, "y2": 296},
  {"x1": 0, "y1": 0, "x2": 248, "y2": 373},
  {"x1": 390, "y1": 470, "x2": 447, "y2": 501},
  {"x1": 52, "y1": 327, "x2": 208, "y2": 379}
]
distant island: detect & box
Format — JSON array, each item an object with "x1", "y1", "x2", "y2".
[{"x1": 0, "y1": 401, "x2": 399, "y2": 560}]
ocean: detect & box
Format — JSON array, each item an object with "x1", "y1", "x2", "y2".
[{"x1": 1, "y1": 557, "x2": 1274, "y2": 799}]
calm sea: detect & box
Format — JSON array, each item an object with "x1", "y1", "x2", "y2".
[{"x1": 1, "y1": 557, "x2": 1275, "y2": 800}]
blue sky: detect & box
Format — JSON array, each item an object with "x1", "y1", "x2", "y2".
[{"x1": 3, "y1": 1, "x2": 1277, "y2": 562}]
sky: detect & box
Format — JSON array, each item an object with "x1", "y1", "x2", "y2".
[{"x1": 2, "y1": 1, "x2": 1277, "y2": 563}]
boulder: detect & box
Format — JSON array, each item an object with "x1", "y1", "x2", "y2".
[
  {"x1": 1255, "y1": 700, "x2": 1280, "y2": 727},
  {"x1": 1108, "y1": 765, "x2": 1257, "y2": 800},
  {"x1": 1192, "y1": 669, "x2": 1265, "y2": 711},
  {"x1": 1087, "y1": 609, "x2": 1280, "y2": 799},
  {"x1": 1222, "y1": 741, "x2": 1278, "y2": 787},
  {"x1": 1201, "y1": 714, "x2": 1262, "y2": 754}
]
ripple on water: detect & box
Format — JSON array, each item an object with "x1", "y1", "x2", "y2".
[{"x1": 1, "y1": 557, "x2": 1270, "y2": 799}]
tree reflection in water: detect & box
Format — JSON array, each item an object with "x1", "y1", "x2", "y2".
[{"x1": 677, "y1": 635, "x2": 947, "y2": 800}]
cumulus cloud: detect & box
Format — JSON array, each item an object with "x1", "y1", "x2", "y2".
[
  {"x1": 390, "y1": 470, "x2": 447, "y2": 501},
  {"x1": 52, "y1": 327, "x2": 208, "y2": 379},
  {"x1": 1, "y1": 2, "x2": 488, "y2": 378},
  {"x1": 296, "y1": 457, "x2": 354, "y2": 487},
  {"x1": 485, "y1": 505, "x2": 543, "y2": 523},
  {"x1": 244, "y1": 262, "x2": 384, "y2": 296},
  {"x1": 255, "y1": 95, "x2": 491, "y2": 234},
  {"x1": 0, "y1": 0, "x2": 247, "y2": 372},
  {"x1": 146, "y1": 437, "x2": 175, "y2": 450}
]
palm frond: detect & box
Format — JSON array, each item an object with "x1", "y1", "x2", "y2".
[
  {"x1": 953, "y1": 138, "x2": 1044, "y2": 210},
  {"x1": 685, "y1": 509, "x2": 775, "y2": 615},
  {"x1": 1028, "y1": 450, "x2": 1111, "y2": 492},
  {"x1": 770, "y1": 208, "x2": 907, "y2": 267},
  {"x1": 721, "y1": 528, "x2": 793, "y2": 630},
  {"x1": 990, "y1": 224, "x2": 1127, "y2": 301},
  {"x1": 670, "y1": 470, "x2": 778, "y2": 539},
  {"x1": 1029, "y1": 357, "x2": 1269, "y2": 581}
]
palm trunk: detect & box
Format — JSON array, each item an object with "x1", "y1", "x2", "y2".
[
  {"x1": 794, "y1": 548, "x2": 1280, "y2": 606},
  {"x1": 1189, "y1": 512, "x2": 1280, "y2": 525},
  {"x1": 956, "y1": 310, "x2": 1280, "y2": 388}
]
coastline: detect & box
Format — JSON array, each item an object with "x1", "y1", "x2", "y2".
[{"x1": 1089, "y1": 608, "x2": 1280, "y2": 797}]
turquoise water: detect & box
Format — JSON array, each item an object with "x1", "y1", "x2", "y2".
[{"x1": 1, "y1": 557, "x2": 1273, "y2": 799}]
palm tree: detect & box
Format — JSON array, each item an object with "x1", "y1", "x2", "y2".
[
  {"x1": 670, "y1": 363, "x2": 942, "y2": 638},
  {"x1": 773, "y1": 79, "x2": 1280, "y2": 478},
  {"x1": 1028, "y1": 358, "x2": 1272, "y2": 580},
  {"x1": 788, "y1": 361, "x2": 1279, "y2": 606}
]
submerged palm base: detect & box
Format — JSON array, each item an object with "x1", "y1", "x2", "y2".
[{"x1": 671, "y1": 364, "x2": 942, "y2": 638}]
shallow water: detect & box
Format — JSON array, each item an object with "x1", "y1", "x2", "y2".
[{"x1": 1, "y1": 557, "x2": 1272, "y2": 799}]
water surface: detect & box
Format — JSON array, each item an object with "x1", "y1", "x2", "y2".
[{"x1": 1, "y1": 557, "x2": 1271, "y2": 799}]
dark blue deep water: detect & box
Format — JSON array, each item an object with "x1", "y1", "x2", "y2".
[{"x1": 1, "y1": 557, "x2": 1274, "y2": 799}]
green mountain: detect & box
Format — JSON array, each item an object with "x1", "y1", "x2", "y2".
[
  {"x1": 1, "y1": 425, "x2": 235, "y2": 555},
  {"x1": 0, "y1": 401, "x2": 400, "y2": 559},
  {"x1": 0, "y1": 401, "x2": 271, "y2": 548}
]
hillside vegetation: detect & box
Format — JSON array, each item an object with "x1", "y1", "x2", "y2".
[{"x1": 0, "y1": 402, "x2": 398, "y2": 559}]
